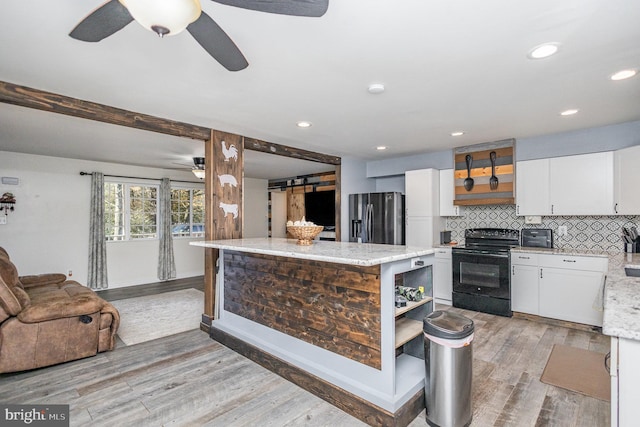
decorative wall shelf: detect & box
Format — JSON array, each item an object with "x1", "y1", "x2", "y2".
[{"x1": 453, "y1": 139, "x2": 515, "y2": 206}]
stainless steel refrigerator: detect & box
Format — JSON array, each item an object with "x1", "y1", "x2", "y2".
[{"x1": 348, "y1": 192, "x2": 405, "y2": 245}]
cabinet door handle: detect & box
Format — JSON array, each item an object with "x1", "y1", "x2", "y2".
[
  {"x1": 563, "y1": 259, "x2": 577, "y2": 263},
  {"x1": 512, "y1": 266, "x2": 515, "y2": 275},
  {"x1": 614, "y1": 203, "x2": 618, "y2": 214},
  {"x1": 551, "y1": 204, "x2": 554, "y2": 215},
  {"x1": 516, "y1": 205, "x2": 519, "y2": 215},
  {"x1": 540, "y1": 268, "x2": 543, "y2": 279},
  {"x1": 519, "y1": 256, "x2": 530, "y2": 260}
]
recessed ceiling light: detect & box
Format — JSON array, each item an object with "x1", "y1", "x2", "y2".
[
  {"x1": 296, "y1": 121, "x2": 312, "y2": 128},
  {"x1": 528, "y1": 43, "x2": 560, "y2": 59},
  {"x1": 368, "y1": 83, "x2": 385, "y2": 94},
  {"x1": 376, "y1": 146, "x2": 387, "y2": 151},
  {"x1": 560, "y1": 109, "x2": 579, "y2": 116},
  {"x1": 450, "y1": 131, "x2": 465, "y2": 137},
  {"x1": 610, "y1": 69, "x2": 637, "y2": 81}
]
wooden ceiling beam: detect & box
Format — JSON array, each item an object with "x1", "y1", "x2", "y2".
[
  {"x1": 0, "y1": 80, "x2": 341, "y2": 165},
  {"x1": 0, "y1": 80, "x2": 211, "y2": 141}
]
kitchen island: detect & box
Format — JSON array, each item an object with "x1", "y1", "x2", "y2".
[
  {"x1": 603, "y1": 253, "x2": 640, "y2": 427},
  {"x1": 191, "y1": 238, "x2": 436, "y2": 426}
]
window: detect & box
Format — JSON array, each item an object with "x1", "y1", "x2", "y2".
[
  {"x1": 171, "y1": 188, "x2": 205, "y2": 237},
  {"x1": 104, "y1": 182, "x2": 158, "y2": 241}
]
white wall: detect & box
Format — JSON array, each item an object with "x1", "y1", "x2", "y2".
[
  {"x1": 0, "y1": 151, "x2": 204, "y2": 288},
  {"x1": 243, "y1": 177, "x2": 268, "y2": 238},
  {"x1": 339, "y1": 157, "x2": 376, "y2": 241}
]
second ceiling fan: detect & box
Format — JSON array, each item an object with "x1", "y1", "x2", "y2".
[{"x1": 69, "y1": 0, "x2": 329, "y2": 71}]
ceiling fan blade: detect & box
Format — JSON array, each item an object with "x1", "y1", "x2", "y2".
[
  {"x1": 69, "y1": 0, "x2": 134, "y2": 42},
  {"x1": 187, "y1": 12, "x2": 249, "y2": 71},
  {"x1": 211, "y1": 0, "x2": 329, "y2": 17}
]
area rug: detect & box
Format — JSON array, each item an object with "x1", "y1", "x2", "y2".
[
  {"x1": 540, "y1": 344, "x2": 610, "y2": 401},
  {"x1": 111, "y1": 289, "x2": 204, "y2": 346}
]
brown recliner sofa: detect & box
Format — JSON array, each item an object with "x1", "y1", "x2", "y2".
[{"x1": 0, "y1": 247, "x2": 120, "y2": 373}]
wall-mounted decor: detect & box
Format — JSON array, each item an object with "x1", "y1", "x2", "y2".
[
  {"x1": 0, "y1": 192, "x2": 15, "y2": 214},
  {"x1": 454, "y1": 139, "x2": 515, "y2": 206}
]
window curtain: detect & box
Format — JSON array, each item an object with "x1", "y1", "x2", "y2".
[
  {"x1": 88, "y1": 172, "x2": 108, "y2": 289},
  {"x1": 158, "y1": 178, "x2": 176, "y2": 281}
]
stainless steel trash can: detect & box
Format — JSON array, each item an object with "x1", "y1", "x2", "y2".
[{"x1": 423, "y1": 310, "x2": 474, "y2": 427}]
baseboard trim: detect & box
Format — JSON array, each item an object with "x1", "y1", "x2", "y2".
[{"x1": 211, "y1": 325, "x2": 424, "y2": 427}]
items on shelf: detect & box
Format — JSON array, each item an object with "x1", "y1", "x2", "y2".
[{"x1": 396, "y1": 285, "x2": 424, "y2": 302}]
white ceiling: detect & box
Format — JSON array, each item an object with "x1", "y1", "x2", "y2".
[{"x1": 1, "y1": 0, "x2": 639, "y2": 179}]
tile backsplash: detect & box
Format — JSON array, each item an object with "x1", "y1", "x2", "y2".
[{"x1": 445, "y1": 205, "x2": 639, "y2": 254}]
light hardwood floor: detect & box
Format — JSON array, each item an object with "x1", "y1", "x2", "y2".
[{"x1": 0, "y1": 293, "x2": 610, "y2": 426}]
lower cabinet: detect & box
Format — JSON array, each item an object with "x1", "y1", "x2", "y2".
[
  {"x1": 433, "y1": 247, "x2": 452, "y2": 304},
  {"x1": 510, "y1": 251, "x2": 608, "y2": 326},
  {"x1": 611, "y1": 336, "x2": 640, "y2": 426}
]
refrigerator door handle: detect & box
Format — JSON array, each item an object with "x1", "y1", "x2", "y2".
[{"x1": 366, "y1": 203, "x2": 373, "y2": 243}]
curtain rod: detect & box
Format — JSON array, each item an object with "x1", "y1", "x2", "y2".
[{"x1": 79, "y1": 171, "x2": 202, "y2": 185}]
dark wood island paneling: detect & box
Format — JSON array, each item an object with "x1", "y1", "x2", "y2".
[{"x1": 223, "y1": 250, "x2": 383, "y2": 369}]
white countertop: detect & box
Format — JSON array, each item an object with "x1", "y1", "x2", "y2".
[
  {"x1": 603, "y1": 253, "x2": 640, "y2": 341},
  {"x1": 190, "y1": 238, "x2": 435, "y2": 266}
]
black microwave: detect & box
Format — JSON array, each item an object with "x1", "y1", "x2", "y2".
[{"x1": 521, "y1": 229, "x2": 553, "y2": 248}]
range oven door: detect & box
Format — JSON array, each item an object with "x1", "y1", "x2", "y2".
[{"x1": 452, "y1": 249, "x2": 510, "y2": 299}]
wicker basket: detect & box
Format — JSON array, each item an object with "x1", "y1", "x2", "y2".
[{"x1": 287, "y1": 225, "x2": 324, "y2": 245}]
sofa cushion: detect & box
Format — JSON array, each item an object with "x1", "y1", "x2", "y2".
[
  {"x1": 0, "y1": 257, "x2": 22, "y2": 290},
  {"x1": 0, "y1": 276, "x2": 21, "y2": 317}
]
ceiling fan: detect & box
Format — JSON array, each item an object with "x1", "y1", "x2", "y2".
[{"x1": 69, "y1": 0, "x2": 329, "y2": 71}]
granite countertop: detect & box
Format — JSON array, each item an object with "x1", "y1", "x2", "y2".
[
  {"x1": 510, "y1": 246, "x2": 609, "y2": 258},
  {"x1": 603, "y1": 252, "x2": 640, "y2": 340},
  {"x1": 190, "y1": 238, "x2": 435, "y2": 266}
]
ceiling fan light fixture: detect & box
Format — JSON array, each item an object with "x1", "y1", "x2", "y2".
[
  {"x1": 119, "y1": 0, "x2": 201, "y2": 37},
  {"x1": 610, "y1": 69, "x2": 637, "y2": 81},
  {"x1": 192, "y1": 169, "x2": 205, "y2": 179}
]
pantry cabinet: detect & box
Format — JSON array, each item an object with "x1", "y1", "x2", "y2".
[{"x1": 405, "y1": 169, "x2": 439, "y2": 217}]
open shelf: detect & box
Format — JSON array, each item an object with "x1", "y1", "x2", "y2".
[
  {"x1": 395, "y1": 317, "x2": 423, "y2": 349},
  {"x1": 395, "y1": 296, "x2": 433, "y2": 317}
]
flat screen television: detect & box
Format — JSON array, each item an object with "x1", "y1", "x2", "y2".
[{"x1": 304, "y1": 190, "x2": 335, "y2": 229}]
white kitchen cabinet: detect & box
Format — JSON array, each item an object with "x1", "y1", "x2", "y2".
[
  {"x1": 406, "y1": 216, "x2": 445, "y2": 248},
  {"x1": 433, "y1": 247, "x2": 452, "y2": 304},
  {"x1": 515, "y1": 159, "x2": 550, "y2": 216},
  {"x1": 614, "y1": 144, "x2": 640, "y2": 215},
  {"x1": 438, "y1": 169, "x2": 460, "y2": 217},
  {"x1": 537, "y1": 254, "x2": 607, "y2": 327},
  {"x1": 511, "y1": 252, "x2": 540, "y2": 315},
  {"x1": 549, "y1": 151, "x2": 615, "y2": 215},
  {"x1": 510, "y1": 252, "x2": 607, "y2": 326},
  {"x1": 405, "y1": 169, "x2": 439, "y2": 217},
  {"x1": 611, "y1": 337, "x2": 640, "y2": 426}
]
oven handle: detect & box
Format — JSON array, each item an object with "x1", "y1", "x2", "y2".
[{"x1": 453, "y1": 251, "x2": 510, "y2": 259}]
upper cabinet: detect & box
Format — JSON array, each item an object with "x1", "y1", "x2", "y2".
[
  {"x1": 439, "y1": 169, "x2": 460, "y2": 217},
  {"x1": 614, "y1": 145, "x2": 640, "y2": 215},
  {"x1": 515, "y1": 158, "x2": 550, "y2": 216},
  {"x1": 549, "y1": 151, "x2": 614, "y2": 215},
  {"x1": 516, "y1": 151, "x2": 616, "y2": 216},
  {"x1": 405, "y1": 169, "x2": 439, "y2": 217}
]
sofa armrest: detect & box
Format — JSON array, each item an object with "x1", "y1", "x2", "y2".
[
  {"x1": 17, "y1": 296, "x2": 104, "y2": 323},
  {"x1": 19, "y1": 273, "x2": 67, "y2": 288}
]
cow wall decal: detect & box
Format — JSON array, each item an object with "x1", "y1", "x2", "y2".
[
  {"x1": 219, "y1": 202, "x2": 239, "y2": 219},
  {"x1": 221, "y1": 140, "x2": 238, "y2": 162}
]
